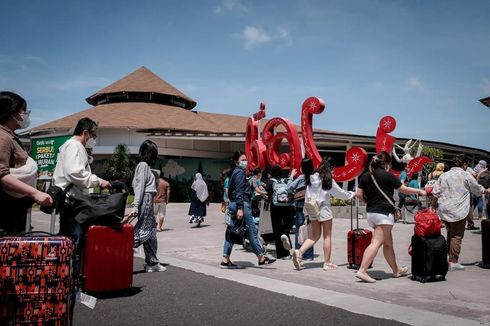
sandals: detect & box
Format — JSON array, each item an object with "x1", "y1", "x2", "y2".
[
  {"x1": 292, "y1": 250, "x2": 302, "y2": 270},
  {"x1": 258, "y1": 257, "x2": 276, "y2": 266},
  {"x1": 323, "y1": 262, "x2": 338, "y2": 270},
  {"x1": 393, "y1": 266, "x2": 409, "y2": 278},
  {"x1": 355, "y1": 271, "x2": 376, "y2": 283}
]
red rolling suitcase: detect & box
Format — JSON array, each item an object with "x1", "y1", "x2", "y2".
[
  {"x1": 82, "y1": 224, "x2": 134, "y2": 293},
  {"x1": 0, "y1": 234, "x2": 74, "y2": 325},
  {"x1": 347, "y1": 201, "x2": 373, "y2": 269}
]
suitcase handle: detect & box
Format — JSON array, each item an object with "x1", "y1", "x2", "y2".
[{"x1": 21, "y1": 231, "x2": 56, "y2": 237}]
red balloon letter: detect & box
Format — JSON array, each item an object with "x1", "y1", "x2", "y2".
[
  {"x1": 376, "y1": 116, "x2": 397, "y2": 154},
  {"x1": 301, "y1": 97, "x2": 367, "y2": 181},
  {"x1": 245, "y1": 103, "x2": 267, "y2": 170},
  {"x1": 262, "y1": 117, "x2": 302, "y2": 171}
]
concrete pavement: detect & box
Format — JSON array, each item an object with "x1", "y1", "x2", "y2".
[{"x1": 31, "y1": 203, "x2": 490, "y2": 325}]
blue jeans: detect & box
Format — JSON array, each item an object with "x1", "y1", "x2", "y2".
[
  {"x1": 223, "y1": 201, "x2": 264, "y2": 257},
  {"x1": 472, "y1": 195, "x2": 484, "y2": 217},
  {"x1": 294, "y1": 206, "x2": 314, "y2": 260}
]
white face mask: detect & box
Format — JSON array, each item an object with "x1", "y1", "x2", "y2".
[
  {"x1": 17, "y1": 112, "x2": 31, "y2": 129},
  {"x1": 85, "y1": 137, "x2": 97, "y2": 149}
]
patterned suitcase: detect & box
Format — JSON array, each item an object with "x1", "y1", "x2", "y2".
[
  {"x1": 82, "y1": 224, "x2": 134, "y2": 293},
  {"x1": 0, "y1": 235, "x2": 74, "y2": 325}
]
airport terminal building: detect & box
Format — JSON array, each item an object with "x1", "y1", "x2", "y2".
[{"x1": 26, "y1": 67, "x2": 490, "y2": 201}]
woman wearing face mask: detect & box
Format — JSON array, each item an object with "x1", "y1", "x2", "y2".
[
  {"x1": 0, "y1": 91, "x2": 52, "y2": 235},
  {"x1": 220, "y1": 151, "x2": 275, "y2": 268},
  {"x1": 355, "y1": 151, "x2": 426, "y2": 283}
]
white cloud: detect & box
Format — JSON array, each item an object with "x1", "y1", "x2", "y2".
[
  {"x1": 214, "y1": 0, "x2": 247, "y2": 14},
  {"x1": 277, "y1": 27, "x2": 292, "y2": 46},
  {"x1": 408, "y1": 77, "x2": 424, "y2": 91},
  {"x1": 242, "y1": 26, "x2": 271, "y2": 49},
  {"x1": 482, "y1": 77, "x2": 490, "y2": 94}
]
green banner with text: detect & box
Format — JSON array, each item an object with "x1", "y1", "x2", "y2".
[{"x1": 31, "y1": 135, "x2": 71, "y2": 180}]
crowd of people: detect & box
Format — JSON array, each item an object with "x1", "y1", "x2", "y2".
[{"x1": 1, "y1": 91, "x2": 490, "y2": 284}]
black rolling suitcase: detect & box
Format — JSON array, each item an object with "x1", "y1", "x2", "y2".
[
  {"x1": 481, "y1": 219, "x2": 490, "y2": 268},
  {"x1": 411, "y1": 234, "x2": 448, "y2": 282}
]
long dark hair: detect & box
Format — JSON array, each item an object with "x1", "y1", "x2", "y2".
[
  {"x1": 302, "y1": 157, "x2": 314, "y2": 186},
  {"x1": 369, "y1": 151, "x2": 391, "y2": 173},
  {"x1": 137, "y1": 140, "x2": 158, "y2": 165},
  {"x1": 305, "y1": 157, "x2": 334, "y2": 190}
]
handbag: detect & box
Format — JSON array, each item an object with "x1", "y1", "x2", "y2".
[
  {"x1": 40, "y1": 184, "x2": 74, "y2": 214},
  {"x1": 369, "y1": 171, "x2": 402, "y2": 221},
  {"x1": 298, "y1": 217, "x2": 312, "y2": 245},
  {"x1": 414, "y1": 208, "x2": 442, "y2": 237},
  {"x1": 225, "y1": 220, "x2": 248, "y2": 244},
  {"x1": 65, "y1": 192, "x2": 128, "y2": 226}
]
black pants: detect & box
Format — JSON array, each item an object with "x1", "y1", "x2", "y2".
[
  {"x1": 270, "y1": 204, "x2": 294, "y2": 259},
  {"x1": 0, "y1": 192, "x2": 30, "y2": 235}
]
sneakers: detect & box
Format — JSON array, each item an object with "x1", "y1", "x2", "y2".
[
  {"x1": 393, "y1": 266, "x2": 409, "y2": 278},
  {"x1": 258, "y1": 256, "x2": 275, "y2": 265},
  {"x1": 133, "y1": 247, "x2": 144, "y2": 258},
  {"x1": 292, "y1": 249, "x2": 302, "y2": 270},
  {"x1": 449, "y1": 262, "x2": 465, "y2": 271},
  {"x1": 145, "y1": 264, "x2": 167, "y2": 272},
  {"x1": 355, "y1": 271, "x2": 376, "y2": 283},
  {"x1": 220, "y1": 261, "x2": 241, "y2": 269},
  {"x1": 466, "y1": 225, "x2": 479, "y2": 230},
  {"x1": 280, "y1": 234, "x2": 291, "y2": 251}
]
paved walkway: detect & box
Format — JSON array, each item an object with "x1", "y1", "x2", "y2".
[{"x1": 31, "y1": 203, "x2": 489, "y2": 326}]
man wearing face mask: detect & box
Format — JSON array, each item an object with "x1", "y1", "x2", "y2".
[
  {"x1": 0, "y1": 91, "x2": 53, "y2": 235},
  {"x1": 53, "y1": 117, "x2": 110, "y2": 238}
]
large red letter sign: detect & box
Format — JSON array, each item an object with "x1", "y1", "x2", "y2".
[
  {"x1": 301, "y1": 97, "x2": 367, "y2": 182},
  {"x1": 376, "y1": 116, "x2": 396, "y2": 154},
  {"x1": 245, "y1": 103, "x2": 267, "y2": 170},
  {"x1": 261, "y1": 117, "x2": 302, "y2": 171}
]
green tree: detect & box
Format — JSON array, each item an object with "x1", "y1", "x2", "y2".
[
  {"x1": 421, "y1": 145, "x2": 444, "y2": 177},
  {"x1": 103, "y1": 144, "x2": 135, "y2": 183}
]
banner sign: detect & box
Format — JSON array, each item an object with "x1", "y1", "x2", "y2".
[{"x1": 31, "y1": 135, "x2": 70, "y2": 180}]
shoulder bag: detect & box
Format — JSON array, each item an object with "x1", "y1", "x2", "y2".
[{"x1": 225, "y1": 219, "x2": 248, "y2": 244}]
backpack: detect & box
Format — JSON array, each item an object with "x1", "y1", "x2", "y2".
[
  {"x1": 271, "y1": 178, "x2": 293, "y2": 206},
  {"x1": 477, "y1": 170, "x2": 490, "y2": 188},
  {"x1": 304, "y1": 197, "x2": 321, "y2": 217}
]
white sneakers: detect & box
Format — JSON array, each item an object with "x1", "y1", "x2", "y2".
[
  {"x1": 449, "y1": 262, "x2": 465, "y2": 272},
  {"x1": 145, "y1": 264, "x2": 167, "y2": 273}
]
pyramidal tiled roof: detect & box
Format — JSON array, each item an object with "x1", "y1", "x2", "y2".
[
  {"x1": 85, "y1": 66, "x2": 196, "y2": 109},
  {"x1": 30, "y1": 67, "x2": 311, "y2": 135},
  {"x1": 31, "y1": 102, "x2": 251, "y2": 133}
]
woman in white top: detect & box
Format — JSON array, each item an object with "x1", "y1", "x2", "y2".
[{"x1": 292, "y1": 157, "x2": 354, "y2": 271}]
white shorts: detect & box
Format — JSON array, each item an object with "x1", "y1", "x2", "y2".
[
  {"x1": 366, "y1": 212, "x2": 394, "y2": 228},
  {"x1": 154, "y1": 203, "x2": 167, "y2": 217}
]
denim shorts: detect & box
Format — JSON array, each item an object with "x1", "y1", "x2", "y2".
[{"x1": 366, "y1": 212, "x2": 394, "y2": 228}]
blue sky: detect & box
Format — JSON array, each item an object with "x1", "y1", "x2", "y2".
[{"x1": 1, "y1": 0, "x2": 489, "y2": 151}]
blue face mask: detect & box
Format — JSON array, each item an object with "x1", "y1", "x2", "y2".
[{"x1": 238, "y1": 160, "x2": 248, "y2": 170}]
